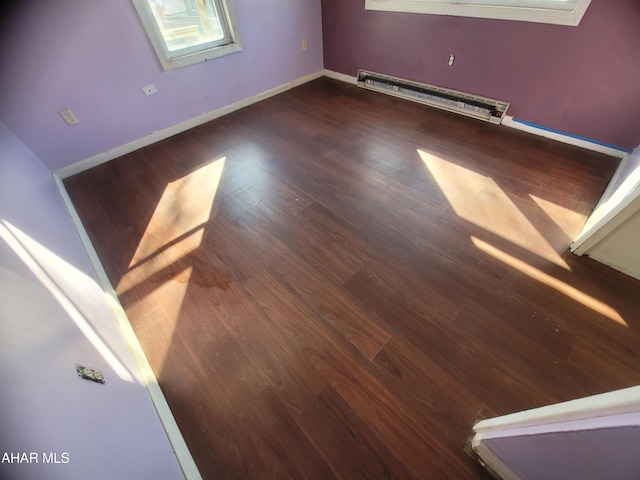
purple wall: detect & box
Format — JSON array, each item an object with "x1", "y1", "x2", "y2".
[
  {"x1": 484, "y1": 425, "x2": 640, "y2": 480},
  {"x1": 321, "y1": 0, "x2": 640, "y2": 150},
  {"x1": 0, "y1": 120, "x2": 186, "y2": 479},
  {"x1": 0, "y1": 0, "x2": 323, "y2": 171}
]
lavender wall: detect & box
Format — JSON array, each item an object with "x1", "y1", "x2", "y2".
[
  {"x1": 0, "y1": 0, "x2": 323, "y2": 171},
  {"x1": 0, "y1": 121, "x2": 185, "y2": 479},
  {"x1": 321, "y1": 0, "x2": 640, "y2": 151},
  {"x1": 484, "y1": 425, "x2": 640, "y2": 480}
]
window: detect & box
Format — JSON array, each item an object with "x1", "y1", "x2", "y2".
[
  {"x1": 364, "y1": 0, "x2": 592, "y2": 26},
  {"x1": 132, "y1": 0, "x2": 242, "y2": 70}
]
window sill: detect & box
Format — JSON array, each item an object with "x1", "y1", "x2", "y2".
[
  {"x1": 160, "y1": 42, "x2": 243, "y2": 71},
  {"x1": 364, "y1": 0, "x2": 592, "y2": 26}
]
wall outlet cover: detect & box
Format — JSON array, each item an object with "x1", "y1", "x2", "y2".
[{"x1": 76, "y1": 364, "x2": 105, "y2": 384}]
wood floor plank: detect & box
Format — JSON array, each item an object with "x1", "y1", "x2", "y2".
[
  {"x1": 291, "y1": 203, "x2": 366, "y2": 283},
  {"x1": 156, "y1": 336, "x2": 249, "y2": 479},
  {"x1": 372, "y1": 335, "x2": 487, "y2": 448},
  {"x1": 200, "y1": 282, "x2": 328, "y2": 417},
  {"x1": 63, "y1": 77, "x2": 640, "y2": 479},
  {"x1": 267, "y1": 252, "x2": 394, "y2": 361},
  {"x1": 343, "y1": 265, "x2": 557, "y2": 414},
  {"x1": 244, "y1": 270, "x2": 486, "y2": 479},
  {"x1": 236, "y1": 387, "x2": 336, "y2": 480},
  {"x1": 297, "y1": 384, "x2": 415, "y2": 480}
]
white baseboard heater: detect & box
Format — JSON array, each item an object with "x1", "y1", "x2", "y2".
[{"x1": 357, "y1": 69, "x2": 510, "y2": 124}]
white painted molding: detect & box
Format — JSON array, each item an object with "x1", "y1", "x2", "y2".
[
  {"x1": 131, "y1": 0, "x2": 243, "y2": 71},
  {"x1": 475, "y1": 411, "x2": 640, "y2": 443},
  {"x1": 58, "y1": 69, "x2": 626, "y2": 179},
  {"x1": 322, "y1": 69, "x2": 358, "y2": 85},
  {"x1": 323, "y1": 71, "x2": 627, "y2": 160},
  {"x1": 53, "y1": 173, "x2": 203, "y2": 480},
  {"x1": 55, "y1": 70, "x2": 325, "y2": 178},
  {"x1": 471, "y1": 385, "x2": 640, "y2": 480},
  {"x1": 572, "y1": 186, "x2": 640, "y2": 256},
  {"x1": 473, "y1": 386, "x2": 640, "y2": 437},
  {"x1": 572, "y1": 148, "x2": 640, "y2": 254},
  {"x1": 472, "y1": 414, "x2": 640, "y2": 480},
  {"x1": 502, "y1": 116, "x2": 628, "y2": 159},
  {"x1": 364, "y1": 0, "x2": 592, "y2": 26}
]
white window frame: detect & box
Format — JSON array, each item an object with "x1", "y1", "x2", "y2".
[
  {"x1": 132, "y1": 0, "x2": 242, "y2": 71},
  {"x1": 364, "y1": 0, "x2": 592, "y2": 26}
]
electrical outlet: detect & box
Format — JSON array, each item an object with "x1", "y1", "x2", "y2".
[
  {"x1": 302, "y1": 39, "x2": 308, "y2": 52},
  {"x1": 76, "y1": 364, "x2": 105, "y2": 384},
  {"x1": 59, "y1": 108, "x2": 79, "y2": 126},
  {"x1": 142, "y1": 84, "x2": 157, "y2": 96}
]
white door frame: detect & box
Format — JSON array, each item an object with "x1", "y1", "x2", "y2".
[{"x1": 472, "y1": 386, "x2": 640, "y2": 479}]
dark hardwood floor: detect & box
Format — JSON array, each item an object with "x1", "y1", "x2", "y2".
[{"x1": 64, "y1": 77, "x2": 640, "y2": 479}]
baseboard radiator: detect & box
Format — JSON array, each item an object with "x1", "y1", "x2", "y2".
[{"x1": 357, "y1": 69, "x2": 509, "y2": 124}]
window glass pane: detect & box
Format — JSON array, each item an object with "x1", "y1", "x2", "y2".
[{"x1": 147, "y1": 0, "x2": 226, "y2": 53}]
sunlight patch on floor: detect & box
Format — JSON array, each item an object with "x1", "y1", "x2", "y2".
[
  {"x1": 117, "y1": 157, "x2": 226, "y2": 372},
  {"x1": 529, "y1": 194, "x2": 587, "y2": 241},
  {"x1": 471, "y1": 236, "x2": 626, "y2": 327},
  {"x1": 418, "y1": 149, "x2": 569, "y2": 269},
  {"x1": 128, "y1": 157, "x2": 226, "y2": 270}
]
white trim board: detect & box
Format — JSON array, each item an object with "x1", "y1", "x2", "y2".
[
  {"x1": 58, "y1": 68, "x2": 627, "y2": 179},
  {"x1": 571, "y1": 148, "x2": 640, "y2": 254},
  {"x1": 502, "y1": 115, "x2": 629, "y2": 159},
  {"x1": 322, "y1": 69, "x2": 358, "y2": 85},
  {"x1": 471, "y1": 385, "x2": 640, "y2": 480},
  {"x1": 131, "y1": 0, "x2": 243, "y2": 71},
  {"x1": 322, "y1": 70, "x2": 627, "y2": 159},
  {"x1": 55, "y1": 70, "x2": 325, "y2": 178},
  {"x1": 364, "y1": 0, "x2": 593, "y2": 26},
  {"x1": 473, "y1": 385, "x2": 640, "y2": 437},
  {"x1": 474, "y1": 411, "x2": 640, "y2": 442},
  {"x1": 53, "y1": 173, "x2": 202, "y2": 480}
]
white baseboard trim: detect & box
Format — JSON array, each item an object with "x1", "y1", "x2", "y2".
[
  {"x1": 571, "y1": 149, "x2": 636, "y2": 255},
  {"x1": 502, "y1": 115, "x2": 628, "y2": 159},
  {"x1": 55, "y1": 70, "x2": 326, "y2": 178},
  {"x1": 322, "y1": 69, "x2": 358, "y2": 84},
  {"x1": 472, "y1": 385, "x2": 640, "y2": 437},
  {"x1": 57, "y1": 68, "x2": 628, "y2": 179},
  {"x1": 52, "y1": 172, "x2": 203, "y2": 480},
  {"x1": 323, "y1": 69, "x2": 628, "y2": 160},
  {"x1": 470, "y1": 385, "x2": 640, "y2": 480}
]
